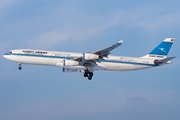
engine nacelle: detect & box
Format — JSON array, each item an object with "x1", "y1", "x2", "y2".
[
  {"x1": 83, "y1": 53, "x2": 99, "y2": 60},
  {"x1": 63, "y1": 68, "x2": 78, "y2": 73},
  {"x1": 63, "y1": 60, "x2": 79, "y2": 66},
  {"x1": 154, "y1": 59, "x2": 162, "y2": 65},
  {"x1": 154, "y1": 59, "x2": 159, "y2": 65}
]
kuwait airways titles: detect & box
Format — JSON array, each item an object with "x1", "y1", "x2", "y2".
[{"x1": 23, "y1": 50, "x2": 48, "y2": 55}]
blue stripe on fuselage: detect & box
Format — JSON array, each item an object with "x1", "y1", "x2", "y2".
[
  {"x1": 3, "y1": 53, "x2": 74, "y2": 60},
  {"x1": 4, "y1": 53, "x2": 157, "y2": 67},
  {"x1": 99, "y1": 59, "x2": 157, "y2": 66}
]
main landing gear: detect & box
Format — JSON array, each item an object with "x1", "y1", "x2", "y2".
[
  {"x1": 18, "y1": 63, "x2": 22, "y2": 70},
  {"x1": 83, "y1": 69, "x2": 94, "y2": 80}
]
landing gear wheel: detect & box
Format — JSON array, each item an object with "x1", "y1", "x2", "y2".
[
  {"x1": 88, "y1": 76, "x2": 92, "y2": 80},
  {"x1": 18, "y1": 66, "x2": 22, "y2": 70},
  {"x1": 89, "y1": 72, "x2": 93, "y2": 77},
  {"x1": 83, "y1": 69, "x2": 94, "y2": 80},
  {"x1": 84, "y1": 73, "x2": 88, "y2": 77},
  {"x1": 18, "y1": 63, "x2": 22, "y2": 70},
  {"x1": 85, "y1": 70, "x2": 89, "y2": 74}
]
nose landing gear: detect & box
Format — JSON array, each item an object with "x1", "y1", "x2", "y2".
[
  {"x1": 18, "y1": 63, "x2": 22, "y2": 70},
  {"x1": 84, "y1": 69, "x2": 94, "y2": 80}
]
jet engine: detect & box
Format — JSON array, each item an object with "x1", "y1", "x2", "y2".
[
  {"x1": 63, "y1": 60, "x2": 79, "y2": 66},
  {"x1": 154, "y1": 59, "x2": 162, "y2": 65},
  {"x1": 83, "y1": 53, "x2": 99, "y2": 60},
  {"x1": 63, "y1": 68, "x2": 78, "y2": 72}
]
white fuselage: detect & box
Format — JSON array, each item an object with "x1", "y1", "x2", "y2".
[{"x1": 3, "y1": 49, "x2": 160, "y2": 72}]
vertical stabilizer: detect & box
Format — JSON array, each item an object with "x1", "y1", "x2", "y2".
[{"x1": 141, "y1": 38, "x2": 175, "y2": 59}]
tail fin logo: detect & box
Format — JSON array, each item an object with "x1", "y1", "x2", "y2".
[{"x1": 159, "y1": 48, "x2": 166, "y2": 52}]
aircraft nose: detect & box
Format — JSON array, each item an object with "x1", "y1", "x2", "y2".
[{"x1": 3, "y1": 53, "x2": 9, "y2": 59}]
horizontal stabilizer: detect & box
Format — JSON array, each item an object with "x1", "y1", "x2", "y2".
[{"x1": 154, "y1": 56, "x2": 176, "y2": 65}]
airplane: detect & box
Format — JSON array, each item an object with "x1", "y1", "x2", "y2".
[{"x1": 3, "y1": 38, "x2": 176, "y2": 80}]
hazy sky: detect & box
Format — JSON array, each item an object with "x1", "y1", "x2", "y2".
[{"x1": 0, "y1": 0, "x2": 180, "y2": 120}]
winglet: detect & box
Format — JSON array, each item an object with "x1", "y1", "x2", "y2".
[{"x1": 118, "y1": 40, "x2": 123, "y2": 44}]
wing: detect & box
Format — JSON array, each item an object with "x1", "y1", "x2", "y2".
[
  {"x1": 74, "y1": 40, "x2": 123, "y2": 61},
  {"x1": 92, "y1": 40, "x2": 123, "y2": 57}
]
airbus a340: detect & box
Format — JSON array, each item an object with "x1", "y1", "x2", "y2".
[{"x1": 3, "y1": 38, "x2": 176, "y2": 80}]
